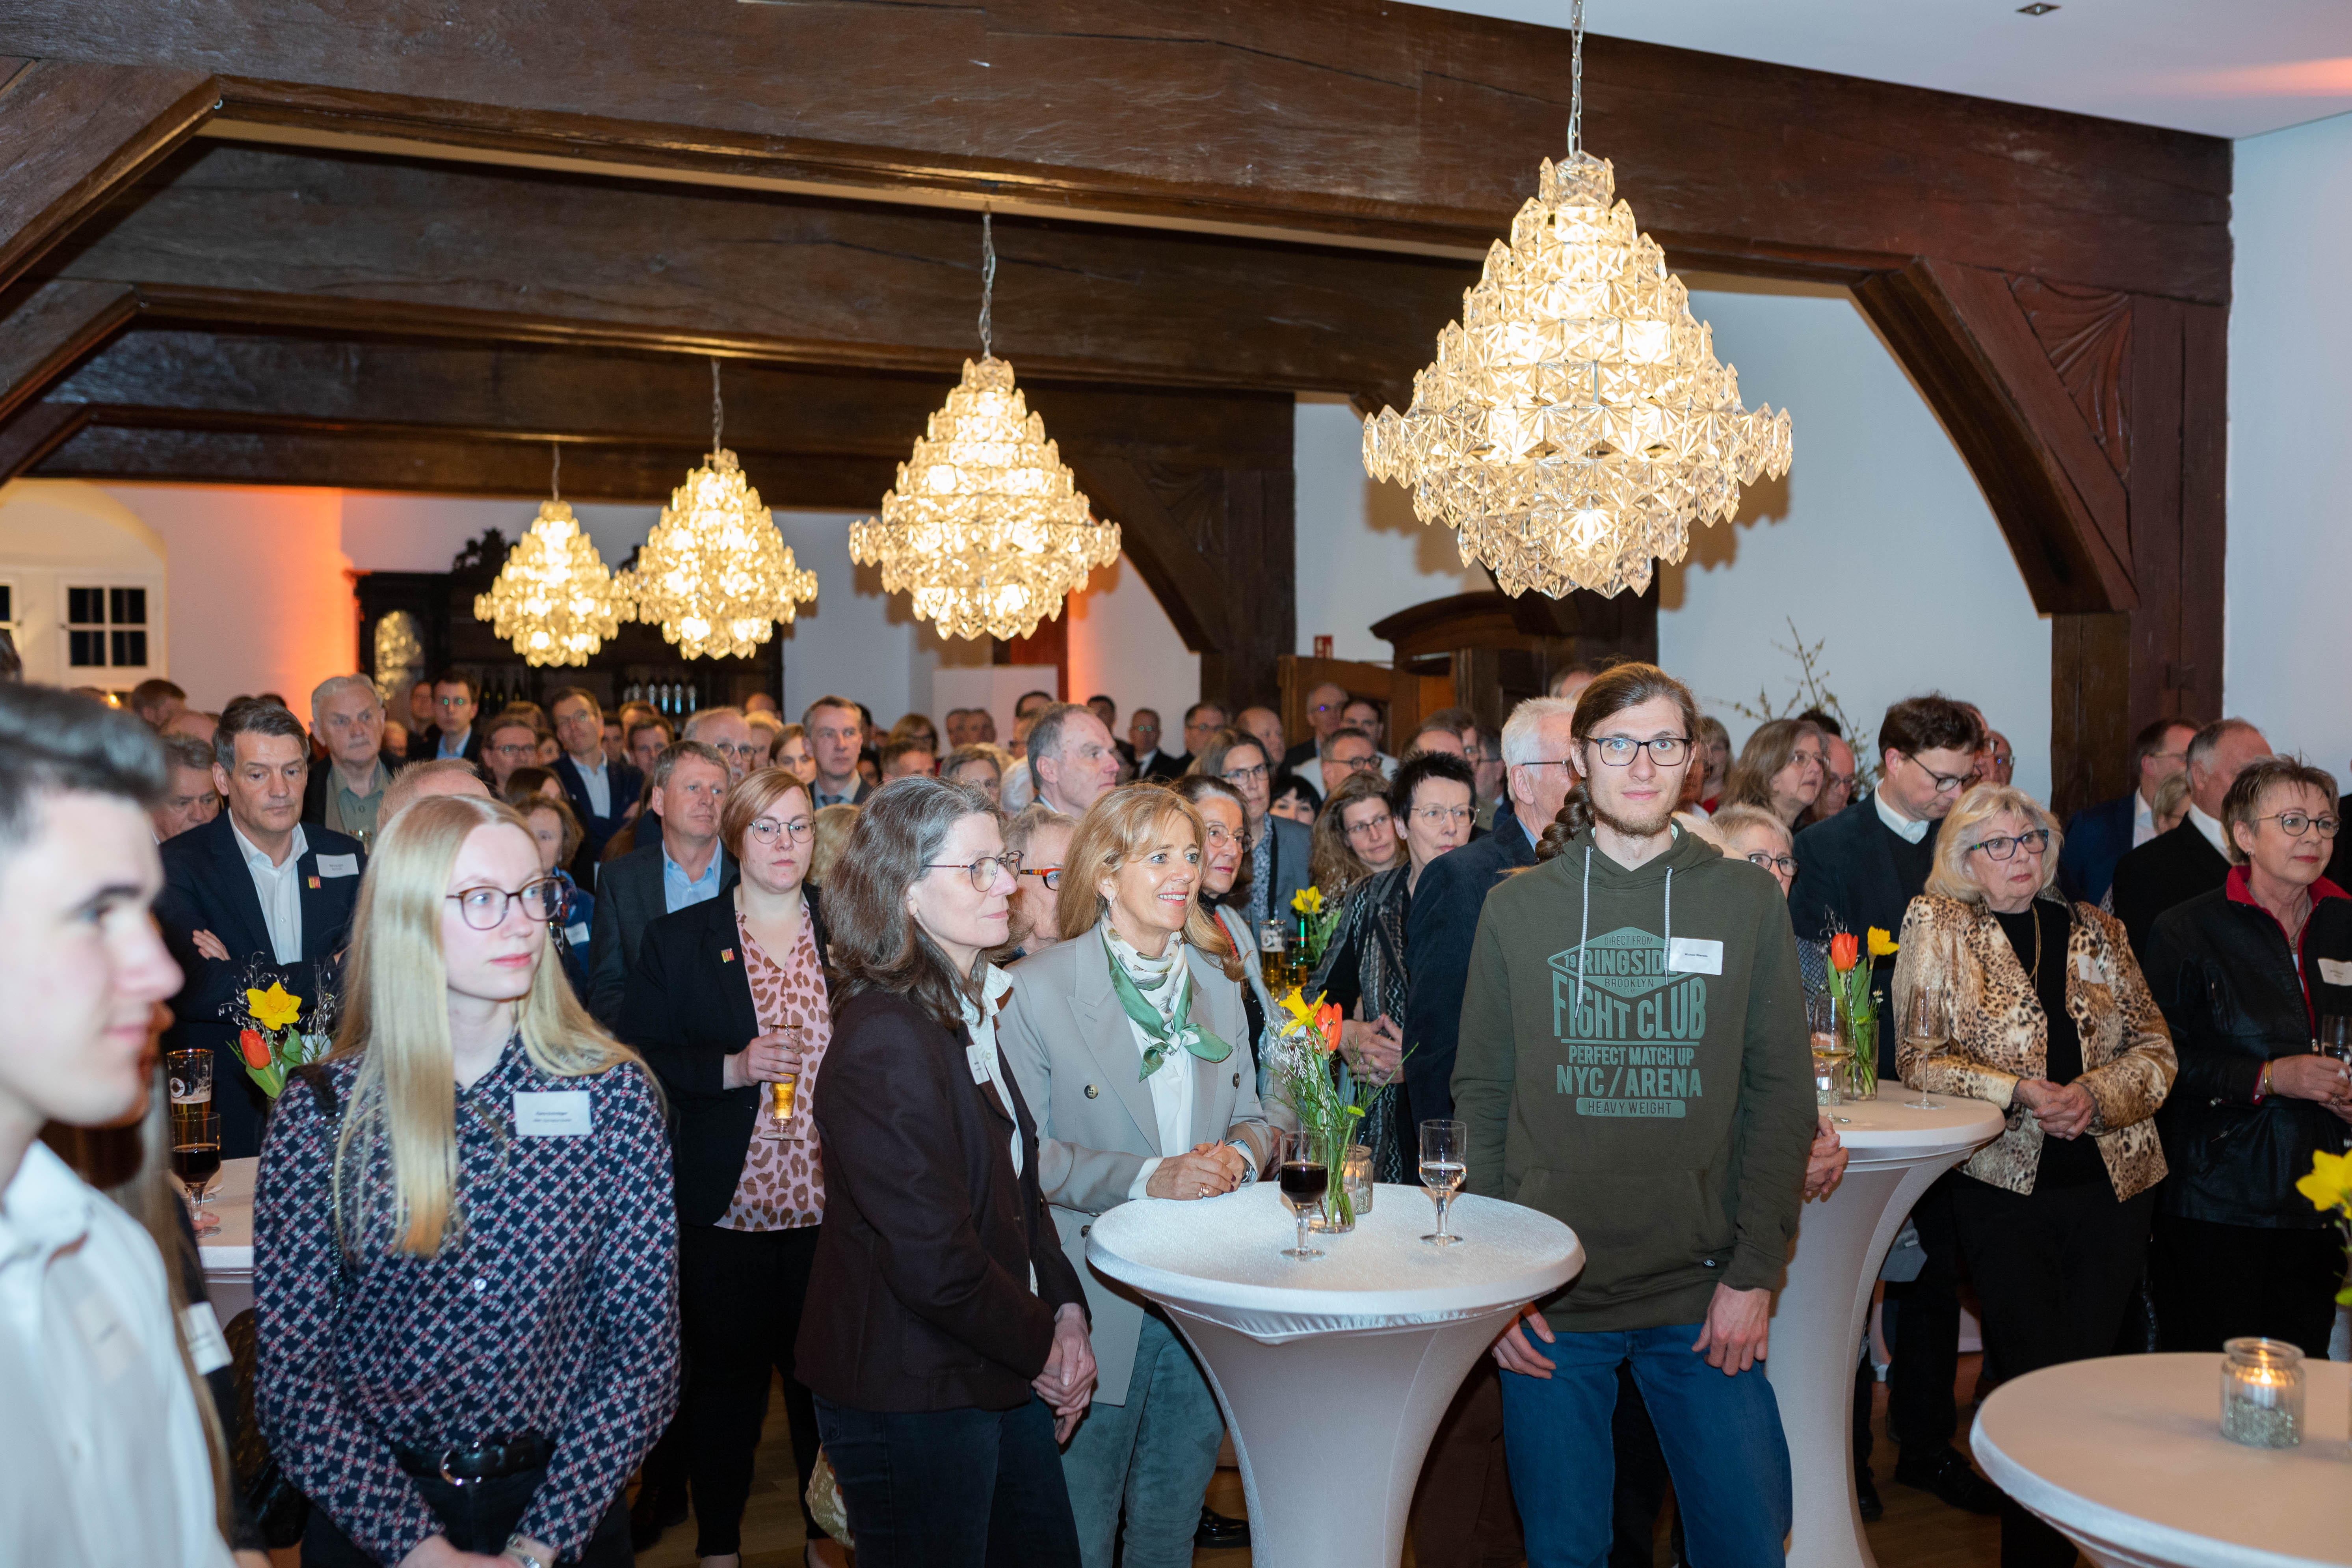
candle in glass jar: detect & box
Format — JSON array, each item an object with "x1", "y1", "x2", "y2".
[{"x1": 2218, "y1": 1336, "x2": 2303, "y2": 1448}]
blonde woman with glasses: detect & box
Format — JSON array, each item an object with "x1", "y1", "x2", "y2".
[
  {"x1": 254, "y1": 795, "x2": 678, "y2": 1568},
  {"x1": 1892, "y1": 782, "x2": 2174, "y2": 1568}
]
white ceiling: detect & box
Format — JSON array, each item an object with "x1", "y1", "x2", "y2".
[{"x1": 1415, "y1": 0, "x2": 2352, "y2": 139}]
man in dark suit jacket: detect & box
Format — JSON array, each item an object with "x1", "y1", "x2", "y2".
[
  {"x1": 300, "y1": 675, "x2": 405, "y2": 839},
  {"x1": 156, "y1": 703, "x2": 364, "y2": 1158},
  {"x1": 547, "y1": 685, "x2": 643, "y2": 885},
  {"x1": 1146, "y1": 701, "x2": 1226, "y2": 783},
  {"x1": 1784, "y1": 694, "x2": 1993, "y2": 1515},
  {"x1": 586, "y1": 740, "x2": 736, "y2": 1026},
  {"x1": 405, "y1": 666, "x2": 483, "y2": 764},
  {"x1": 2111, "y1": 718, "x2": 2272, "y2": 961},
  {"x1": 2058, "y1": 717, "x2": 2199, "y2": 904}
]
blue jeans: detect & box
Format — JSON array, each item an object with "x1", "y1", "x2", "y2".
[
  {"x1": 1059, "y1": 1310, "x2": 1224, "y2": 1568},
  {"x1": 1498, "y1": 1321, "x2": 1792, "y2": 1568},
  {"x1": 813, "y1": 1395, "x2": 1081, "y2": 1568}
]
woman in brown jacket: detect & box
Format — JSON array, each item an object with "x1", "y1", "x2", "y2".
[{"x1": 1893, "y1": 782, "x2": 2175, "y2": 1568}]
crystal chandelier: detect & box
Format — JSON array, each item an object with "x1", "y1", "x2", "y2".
[
  {"x1": 619, "y1": 361, "x2": 819, "y2": 660},
  {"x1": 849, "y1": 214, "x2": 1121, "y2": 642},
  {"x1": 1361, "y1": 0, "x2": 1791, "y2": 599},
  {"x1": 472, "y1": 445, "x2": 626, "y2": 666}
]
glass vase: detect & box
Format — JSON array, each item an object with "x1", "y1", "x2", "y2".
[
  {"x1": 1307, "y1": 1131, "x2": 1359, "y2": 1233},
  {"x1": 1841, "y1": 989, "x2": 1879, "y2": 1101}
]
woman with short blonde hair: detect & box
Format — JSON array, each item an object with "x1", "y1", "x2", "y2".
[
  {"x1": 255, "y1": 794, "x2": 677, "y2": 1568},
  {"x1": 998, "y1": 783, "x2": 1273, "y2": 1568},
  {"x1": 1894, "y1": 781, "x2": 2173, "y2": 1568}
]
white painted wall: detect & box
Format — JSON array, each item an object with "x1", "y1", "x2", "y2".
[
  {"x1": 1292, "y1": 277, "x2": 2055, "y2": 802},
  {"x1": 2229, "y1": 110, "x2": 2352, "y2": 779},
  {"x1": 1065, "y1": 553, "x2": 1200, "y2": 744}
]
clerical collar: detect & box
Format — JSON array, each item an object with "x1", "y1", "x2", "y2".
[{"x1": 1874, "y1": 789, "x2": 1928, "y2": 845}]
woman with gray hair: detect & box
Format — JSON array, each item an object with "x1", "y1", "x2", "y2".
[
  {"x1": 1893, "y1": 782, "x2": 2174, "y2": 1568},
  {"x1": 2142, "y1": 755, "x2": 2352, "y2": 1360}
]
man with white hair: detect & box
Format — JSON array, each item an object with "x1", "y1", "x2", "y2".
[
  {"x1": 301, "y1": 675, "x2": 404, "y2": 840},
  {"x1": 1283, "y1": 681, "x2": 1352, "y2": 771},
  {"x1": 1027, "y1": 702, "x2": 1121, "y2": 818},
  {"x1": 2110, "y1": 717, "x2": 2274, "y2": 961},
  {"x1": 681, "y1": 705, "x2": 760, "y2": 785},
  {"x1": 376, "y1": 757, "x2": 491, "y2": 826}
]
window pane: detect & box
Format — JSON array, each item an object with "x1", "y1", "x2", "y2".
[
  {"x1": 111, "y1": 630, "x2": 148, "y2": 668},
  {"x1": 110, "y1": 587, "x2": 146, "y2": 626},
  {"x1": 0, "y1": 585, "x2": 12, "y2": 622},
  {"x1": 68, "y1": 630, "x2": 104, "y2": 667},
  {"x1": 68, "y1": 587, "x2": 104, "y2": 626}
]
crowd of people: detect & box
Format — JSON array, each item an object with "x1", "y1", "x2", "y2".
[{"x1": 3, "y1": 649, "x2": 2346, "y2": 1568}]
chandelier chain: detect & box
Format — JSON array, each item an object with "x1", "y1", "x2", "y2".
[
  {"x1": 978, "y1": 210, "x2": 997, "y2": 360},
  {"x1": 550, "y1": 441, "x2": 561, "y2": 502},
  {"x1": 709, "y1": 358, "x2": 724, "y2": 453},
  {"x1": 1568, "y1": 0, "x2": 1584, "y2": 155}
]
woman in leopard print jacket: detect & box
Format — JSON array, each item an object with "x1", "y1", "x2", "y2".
[{"x1": 1892, "y1": 782, "x2": 2175, "y2": 1568}]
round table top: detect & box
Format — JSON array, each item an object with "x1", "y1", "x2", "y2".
[
  {"x1": 195, "y1": 1155, "x2": 259, "y2": 1280},
  {"x1": 1086, "y1": 1182, "x2": 1581, "y2": 1342},
  {"x1": 1973, "y1": 1353, "x2": 2352, "y2": 1568},
  {"x1": 1818, "y1": 1090, "x2": 2005, "y2": 1163}
]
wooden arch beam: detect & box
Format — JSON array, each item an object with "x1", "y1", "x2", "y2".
[{"x1": 0, "y1": 58, "x2": 216, "y2": 294}]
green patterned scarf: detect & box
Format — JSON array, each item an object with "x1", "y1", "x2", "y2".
[{"x1": 1103, "y1": 929, "x2": 1231, "y2": 1079}]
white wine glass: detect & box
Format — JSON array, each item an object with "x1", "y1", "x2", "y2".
[
  {"x1": 1419, "y1": 1119, "x2": 1466, "y2": 1247},
  {"x1": 1902, "y1": 984, "x2": 1947, "y2": 1110}
]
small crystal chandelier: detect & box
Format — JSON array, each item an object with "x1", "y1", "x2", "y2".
[
  {"x1": 1361, "y1": 0, "x2": 1791, "y2": 599},
  {"x1": 472, "y1": 444, "x2": 626, "y2": 666},
  {"x1": 849, "y1": 214, "x2": 1121, "y2": 642},
  {"x1": 620, "y1": 361, "x2": 819, "y2": 660}
]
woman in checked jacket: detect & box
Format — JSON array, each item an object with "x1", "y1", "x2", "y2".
[{"x1": 255, "y1": 795, "x2": 678, "y2": 1568}]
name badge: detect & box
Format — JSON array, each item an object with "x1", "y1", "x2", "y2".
[
  {"x1": 966, "y1": 1044, "x2": 994, "y2": 1086},
  {"x1": 2076, "y1": 952, "x2": 2100, "y2": 982},
  {"x1": 180, "y1": 1302, "x2": 232, "y2": 1375},
  {"x1": 315, "y1": 854, "x2": 359, "y2": 878},
  {"x1": 2319, "y1": 958, "x2": 2352, "y2": 987},
  {"x1": 72, "y1": 1290, "x2": 141, "y2": 1384},
  {"x1": 513, "y1": 1090, "x2": 593, "y2": 1136},
  {"x1": 1666, "y1": 937, "x2": 1724, "y2": 976},
  {"x1": 564, "y1": 923, "x2": 592, "y2": 948}
]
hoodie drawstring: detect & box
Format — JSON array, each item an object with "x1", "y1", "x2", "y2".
[
  {"x1": 1577, "y1": 846, "x2": 1592, "y2": 1016},
  {"x1": 1663, "y1": 864, "x2": 1673, "y2": 972}
]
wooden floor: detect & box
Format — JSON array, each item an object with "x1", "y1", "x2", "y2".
[{"x1": 633, "y1": 1358, "x2": 2008, "y2": 1568}]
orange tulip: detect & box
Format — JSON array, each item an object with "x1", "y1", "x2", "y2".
[
  {"x1": 1314, "y1": 1002, "x2": 1343, "y2": 1056},
  {"x1": 238, "y1": 1028, "x2": 271, "y2": 1070},
  {"x1": 1829, "y1": 932, "x2": 1859, "y2": 973}
]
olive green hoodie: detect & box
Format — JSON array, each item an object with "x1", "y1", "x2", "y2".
[{"x1": 1452, "y1": 825, "x2": 1815, "y2": 1331}]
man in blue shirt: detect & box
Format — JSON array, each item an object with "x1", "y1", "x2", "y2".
[
  {"x1": 548, "y1": 686, "x2": 643, "y2": 883},
  {"x1": 586, "y1": 741, "x2": 733, "y2": 1025}
]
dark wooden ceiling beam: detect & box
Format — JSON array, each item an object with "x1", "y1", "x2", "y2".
[
  {"x1": 0, "y1": 277, "x2": 139, "y2": 422},
  {"x1": 0, "y1": 2, "x2": 2227, "y2": 301},
  {"x1": 0, "y1": 58, "x2": 217, "y2": 294},
  {"x1": 40, "y1": 143, "x2": 1458, "y2": 406}
]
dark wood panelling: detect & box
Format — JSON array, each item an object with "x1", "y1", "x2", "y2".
[
  {"x1": 0, "y1": 4, "x2": 2229, "y2": 300},
  {"x1": 2049, "y1": 612, "x2": 2133, "y2": 819},
  {"x1": 0, "y1": 397, "x2": 84, "y2": 480},
  {"x1": 0, "y1": 277, "x2": 138, "y2": 421},
  {"x1": 0, "y1": 58, "x2": 216, "y2": 293}
]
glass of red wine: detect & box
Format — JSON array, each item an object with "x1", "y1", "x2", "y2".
[
  {"x1": 1277, "y1": 1150, "x2": 1328, "y2": 1260},
  {"x1": 171, "y1": 1103, "x2": 222, "y2": 1235}
]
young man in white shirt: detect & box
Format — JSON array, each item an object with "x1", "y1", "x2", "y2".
[{"x1": 0, "y1": 684, "x2": 240, "y2": 1567}]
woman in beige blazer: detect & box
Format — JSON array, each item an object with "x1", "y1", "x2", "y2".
[{"x1": 998, "y1": 783, "x2": 1275, "y2": 1568}]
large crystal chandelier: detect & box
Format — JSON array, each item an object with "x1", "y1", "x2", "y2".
[
  {"x1": 849, "y1": 214, "x2": 1121, "y2": 642},
  {"x1": 1361, "y1": 0, "x2": 1791, "y2": 599},
  {"x1": 619, "y1": 360, "x2": 819, "y2": 660},
  {"x1": 472, "y1": 445, "x2": 625, "y2": 666}
]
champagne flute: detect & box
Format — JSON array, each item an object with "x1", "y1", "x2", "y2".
[
  {"x1": 1419, "y1": 1118, "x2": 1466, "y2": 1247},
  {"x1": 1277, "y1": 1149, "x2": 1328, "y2": 1259},
  {"x1": 1807, "y1": 993, "x2": 1846, "y2": 1109},
  {"x1": 1902, "y1": 984, "x2": 1947, "y2": 1110},
  {"x1": 171, "y1": 1103, "x2": 222, "y2": 1235}
]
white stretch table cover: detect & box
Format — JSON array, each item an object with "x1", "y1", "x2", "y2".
[
  {"x1": 195, "y1": 1155, "x2": 258, "y2": 1322},
  {"x1": 1766, "y1": 1094, "x2": 2004, "y2": 1568},
  {"x1": 1974, "y1": 1354, "x2": 2352, "y2": 1568},
  {"x1": 1088, "y1": 1182, "x2": 1580, "y2": 1568}
]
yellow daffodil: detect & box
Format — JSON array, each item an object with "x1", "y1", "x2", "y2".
[
  {"x1": 246, "y1": 982, "x2": 303, "y2": 1033},
  {"x1": 1276, "y1": 987, "x2": 1328, "y2": 1029},
  {"x1": 1867, "y1": 927, "x2": 1899, "y2": 958},
  {"x1": 1292, "y1": 886, "x2": 1323, "y2": 916},
  {"x1": 2297, "y1": 1149, "x2": 2352, "y2": 1216}
]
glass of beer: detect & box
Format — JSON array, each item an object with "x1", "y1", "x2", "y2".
[{"x1": 763, "y1": 1025, "x2": 809, "y2": 1140}]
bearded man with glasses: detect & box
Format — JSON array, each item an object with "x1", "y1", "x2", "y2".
[{"x1": 1786, "y1": 693, "x2": 2002, "y2": 1519}]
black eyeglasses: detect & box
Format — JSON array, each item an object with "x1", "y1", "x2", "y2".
[
  {"x1": 2252, "y1": 812, "x2": 2341, "y2": 839},
  {"x1": 1897, "y1": 752, "x2": 1973, "y2": 794},
  {"x1": 926, "y1": 852, "x2": 1023, "y2": 889},
  {"x1": 1744, "y1": 851, "x2": 1797, "y2": 877},
  {"x1": 1584, "y1": 737, "x2": 1692, "y2": 766},
  {"x1": 1966, "y1": 828, "x2": 2052, "y2": 861},
  {"x1": 1329, "y1": 753, "x2": 1382, "y2": 774},
  {"x1": 1222, "y1": 763, "x2": 1270, "y2": 785},
  {"x1": 447, "y1": 878, "x2": 565, "y2": 930}
]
